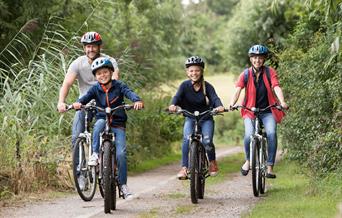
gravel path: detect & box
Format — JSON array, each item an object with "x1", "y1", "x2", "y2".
[{"x1": 1, "y1": 146, "x2": 262, "y2": 218}]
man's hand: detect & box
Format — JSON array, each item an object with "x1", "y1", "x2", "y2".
[
  {"x1": 57, "y1": 102, "x2": 67, "y2": 113},
  {"x1": 133, "y1": 101, "x2": 144, "y2": 110}
]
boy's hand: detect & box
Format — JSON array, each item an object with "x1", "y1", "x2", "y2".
[
  {"x1": 73, "y1": 102, "x2": 82, "y2": 110},
  {"x1": 133, "y1": 101, "x2": 144, "y2": 110}
]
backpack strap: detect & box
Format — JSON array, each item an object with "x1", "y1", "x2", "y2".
[
  {"x1": 265, "y1": 66, "x2": 272, "y2": 88},
  {"x1": 243, "y1": 68, "x2": 249, "y2": 88}
]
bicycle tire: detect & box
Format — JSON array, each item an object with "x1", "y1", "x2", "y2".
[
  {"x1": 251, "y1": 139, "x2": 260, "y2": 197},
  {"x1": 103, "y1": 140, "x2": 113, "y2": 213},
  {"x1": 190, "y1": 141, "x2": 199, "y2": 204},
  {"x1": 110, "y1": 148, "x2": 117, "y2": 210},
  {"x1": 197, "y1": 145, "x2": 206, "y2": 199},
  {"x1": 72, "y1": 137, "x2": 97, "y2": 201},
  {"x1": 259, "y1": 139, "x2": 267, "y2": 194}
]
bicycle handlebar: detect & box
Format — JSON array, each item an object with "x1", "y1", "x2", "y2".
[
  {"x1": 231, "y1": 104, "x2": 284, "y2": 113},
  {"x1": 167, "y1": 107, "x2": 229, "y2": 119}
]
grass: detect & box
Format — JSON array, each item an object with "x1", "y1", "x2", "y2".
[
  {"x1": 128, "y1": 152, "x2": 181, "y2": 175},
  {"x1": 244, "y1": 160, "x2": 342, "y2": 218}
]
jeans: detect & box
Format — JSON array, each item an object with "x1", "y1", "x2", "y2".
[
  {"x1": 243, "y1": 112, "x2": 277, "y2": 166},
  {"x1": 181, "y1": 117, "x2": 216, "y2": 168},
  {"x1": 93, "y1": 119, "x2": 128, "y2": 185}
]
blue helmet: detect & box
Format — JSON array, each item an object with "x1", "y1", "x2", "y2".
[
  {"x1": 185, "y1": 56, "x2": 205, "y2": 69},
  {"x1": 248, "y1": 45, "x2": 268, "y2": 57},
  {"x1": 91, "y1": 57, "x2": 114, "y2": 76}
]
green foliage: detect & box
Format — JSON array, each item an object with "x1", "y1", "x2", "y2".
[
  {"x1": 214, "y1": 111, "x2": 244, "y2": 146},
  {"x1": 126, "y1": 93, "x2": 183, "y2": 169},
  {"x1": 278, "y1": 1, "x2": 342, "y2": 177}
]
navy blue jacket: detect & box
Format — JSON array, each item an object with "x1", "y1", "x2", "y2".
[
  {"x1": 78, "y1": 80, "x2": 141, "y2": 127},
  {"x1": 171, "y1": 80, "x2": 223, "y2": 119}
]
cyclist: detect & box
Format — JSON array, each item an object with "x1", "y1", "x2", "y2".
[
  {"x1": 72, "y1": 57, "x2": 144, "y2": 198},
  {"x1": 229, "y1": 44, "x2": 288, "y2": 179},
  {"x1": 57, "y1": 31, "x2": 119, "y2": 146},
  {"x1": 169, "y1": 56, "x2": 225, "y2": 179}
]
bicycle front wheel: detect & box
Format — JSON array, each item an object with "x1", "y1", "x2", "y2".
[
  {"x1": 103, "y1": 140, "x2": 113, "y2": 213},
  {"x1": 197, "y1": 146, "x2": 206, "y2": 199},
  {"x1": 259, "y1": 139, "x2": 267, "y2": 194},
  {"x1": 72, "y1": 137, "x2": 97, "y2": 201},
  {"x1": 251, "y1": 139, "x2": 260, "y2": 197},
  {"x1": 189, "y1": 141, "x2": 199, "y2": 204}
]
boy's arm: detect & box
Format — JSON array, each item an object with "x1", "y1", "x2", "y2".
[
  {"x1": 78, "y1": 86, "x2": 96, "y2": 105},
  {"x1": 120, "y1": 82, "x2": 141, "y2": 102}
]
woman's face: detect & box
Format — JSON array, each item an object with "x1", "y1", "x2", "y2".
[
  {"x1": 250, "y1": 55, "x2": 266, "y2": 70},
  {"x1": 186, "y1": 65, "x2": 203, "y2": 82},
  {"x1": 95, "y1": 68, "x2": 112, "y2": 84}
]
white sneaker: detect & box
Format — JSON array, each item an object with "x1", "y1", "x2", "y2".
[
  {"x1": 88, "y1": 153, "x2": 98, "y2": 166},
  {"x1": 121, "y1": 184, "x2": 132, "y2": 199}
]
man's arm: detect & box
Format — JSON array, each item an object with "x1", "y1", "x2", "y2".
[
  {"x1": 112, "y1": 68, "x2": 120, "y2": 80},
  {"x1": 57, "y1": 72, "x2": 77, "y2": 112}
]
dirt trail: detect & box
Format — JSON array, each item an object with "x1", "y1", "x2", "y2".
[{"x1": 1, "y1": 146, "x2": 262, "y2": 218}]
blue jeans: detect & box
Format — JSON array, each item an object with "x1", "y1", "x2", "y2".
[
  {"x1": 93, "y1": 119, "x2": 128, "y2": 185},
  {"x1": 181, "y1": 117, "x2": 216, "y2": 168},
  {"x1": 243, "y1": 112, "x2": 277, "y2": 166}
]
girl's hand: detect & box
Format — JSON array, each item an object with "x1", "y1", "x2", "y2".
[
  {"x1": 214, "y1": 106, "x2": 225, "y2": 113},
  {"x1": 168, "y1": 105, "x2": 178, "y2": 112}
]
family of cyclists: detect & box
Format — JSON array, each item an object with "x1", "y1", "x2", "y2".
[{"x1": 57, "y1": 31, "x2": 288, "y2": 199}]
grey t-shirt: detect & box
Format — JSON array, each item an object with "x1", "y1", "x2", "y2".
[{"x1": 68, "y1": 54, "x2": 119, "y2": 97}]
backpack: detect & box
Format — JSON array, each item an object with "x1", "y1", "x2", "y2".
[{"x1": 244, "y1": 66, "x2": 271, "y2": 88}]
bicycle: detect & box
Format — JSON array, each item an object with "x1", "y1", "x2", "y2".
[
  {"x1": 95, "y1": 104, "x2": 134, "y2": 213},
  {"x1": 231, "y1": 104, "x2": 283, "y2": 197},
  {"x1": 168, "y1": 107, "x2": 227, "y2": 204},
  {"x1": 66, "y1": 100, "x2": 98, "y2": 201}
]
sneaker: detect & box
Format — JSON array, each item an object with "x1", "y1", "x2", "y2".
[
  {"x1": 177, "y1": 167, "x2": 188, "y2": 180},
  {"x1": 78, "y1": 175, "x2": 88, "y2": 191},
  {"x1": 121, "y1": 184, "x2": 132, "y2": 199},
  {"x1": 88, "y1": 152, "x2": 98, "y2": 166},
  {"x1": 209, "y1": 160, "x2": 219, "y2": 176}
]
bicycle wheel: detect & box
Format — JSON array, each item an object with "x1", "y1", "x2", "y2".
[
  {"x1": 251, "y1": 139, "x2": 260, "y2": 197},
  {"x1": 189, "y1": 141, "x2": 199, "y2": 204},
  {"x1": 259, "y1": 139, "x2": 267, "y2": 194},
  {"x1": 110, "y1": 149, "x2": 117, "y2": 210},
  {"x1": 72, "y1": 137, "x2": 97, "y2": 201},
  {"x1": 197, "y1": 145, "x2": 206, "y2": 199},
  {"x1": 103, "y1": 140, "x2": 113, "y2": 213}
]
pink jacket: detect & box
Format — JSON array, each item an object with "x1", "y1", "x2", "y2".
[{"x1": 235, "y1": 66, "x2": 285, "y2": 123}]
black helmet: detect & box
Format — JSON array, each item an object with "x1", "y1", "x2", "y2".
[
  {"x1": 91, "y1": 57, "x2": 114, "y2": 76},
  {"x1": 81, "y1": 32, "x2": 102, "y2": 45},
  {"x1": 185, "y1": 56, "x2": 205, "y2": 69}
]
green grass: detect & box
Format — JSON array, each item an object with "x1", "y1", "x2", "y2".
[
  {"x1": 245, "y1": 160, "x2": 342, "y2": 218},
  {"x1": 128, "y1": 152, "x2": 181, "y2": 175},
  {"x1": 207, "y1": 153, "x2": 244, "y2": 185}
]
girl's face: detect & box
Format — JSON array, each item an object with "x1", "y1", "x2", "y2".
[
  {"x1": 250, "y1": 55, "x2": 266, "y2": 70},
  {"x1": 95, "y1": 68, "x2": 112, "y2": 84},
  {"x1": 186, "y1": 65, "x2": 203, "y2": 82}
]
